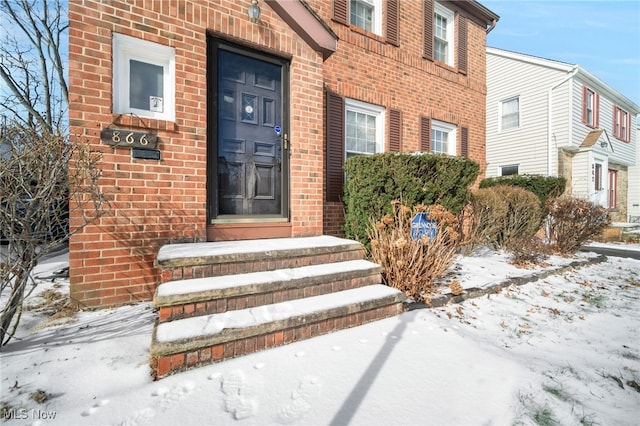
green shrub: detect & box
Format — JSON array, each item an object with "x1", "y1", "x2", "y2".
[
  {"x1": 480, "y1": 174, "x2": 566, "y2": 207},
  {"x1": 546, "y1": 196, "x2": 609, "y2": 254},
  {"x1": 467, "y1": 185, "x2": 542, "y2": 250},
  {"x1": 343, "y1": 152, "x2": 479, "y2": 245}
]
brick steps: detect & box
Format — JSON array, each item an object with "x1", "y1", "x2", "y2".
[
  {"x1": 150, "y1": 236, "x2": 405, "y2": 379},
  {"x1": 150, "y1": 285, "x2": 405, "y2": 377},
  {"x1": 154, "y1": 260, "x2": 383, "y2": 322},
  {"x1": 156, "y1": 236, "x2": 365, "y2": 282}
]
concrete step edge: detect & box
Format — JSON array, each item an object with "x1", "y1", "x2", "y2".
[
  {"x1": 153, "y1": 260, "x2": 382, "y2": 307},
  {"x1": 156, "y1": 236, "x2": 363, "y2": 268},
  {"x1": 150, "y1": 285, "x2": 405, "y2": 357}
]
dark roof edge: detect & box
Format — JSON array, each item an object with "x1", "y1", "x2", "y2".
[
  {"x1": 266, "y1": 0, "x2": 338, "y2": 61},
  {"x1": 456, "y1": 0, "x2": 500, "y2": 27}
]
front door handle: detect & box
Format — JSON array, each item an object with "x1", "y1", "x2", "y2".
[{"x1": 277, "y1": 133, "x2": 289, "y2": 150}]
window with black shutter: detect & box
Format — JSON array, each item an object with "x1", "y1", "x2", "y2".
[
  {"x1": 326, "y1": 91, "x2": 345, "y2": 202},
  {"x1": 389, "y1": 109, "x2": 402, "y2": 151}
]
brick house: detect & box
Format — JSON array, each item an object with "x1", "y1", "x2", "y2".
[{"x1": 68, "y1": 0, "x2": 498, "y2": 308}]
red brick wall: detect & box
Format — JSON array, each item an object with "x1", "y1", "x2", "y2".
[
  {"x1": 68, "y1": 0, "x2": 491, "y2": 307},
  {"x1": 309, "y1": 0, "x2": 489, "y2": 235},
  {"x1": 68, "y1": 0, "x2": 324, "y2": 308}
]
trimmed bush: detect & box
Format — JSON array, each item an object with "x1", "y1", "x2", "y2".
[
  {"x1": 344, "y1": 152, "x2": 479, "y2": 245},
  {"x1": 480, "y1": 174, "x2": 566, "y2": 207},
  {"x1": 368, "y1": 202, "x2": 461, "y2": 303},
  {"x1": 546, "y1": 196, "x2": 609, "y2": 254},
  {"x1": 467, "y1": 185, "x2": 542, "y2": 250}
]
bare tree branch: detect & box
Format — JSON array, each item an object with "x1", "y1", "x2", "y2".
[{"x1": 0, "y1": 0, "x2": 67, "y2": 133}]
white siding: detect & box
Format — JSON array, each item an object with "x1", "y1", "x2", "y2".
[
  {"x1": 629, "y1": 123, "x2": 640, "y2": 219},
  {"x1": 549, "y1": 79, "x2": 572, "y2": 173},
  {"x1": 570, "y1": 77, "x2": 637, "y2": 167},
  {"x1": 486, "y1": 51, "x2": 570, "y2": 177},
  {"x1": 571, "y1": 150, "x2": 591, "y2": 200}
]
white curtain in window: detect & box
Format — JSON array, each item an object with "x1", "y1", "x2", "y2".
[{"x1": 502, "y1": 98, "x2": 519, "y2": 130}]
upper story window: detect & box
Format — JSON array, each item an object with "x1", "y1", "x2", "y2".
[
  {"x1": 500, "y1": 97, "x2": 520, "y2": 131},
  {"x1": 431, "y1": 119, "x2": 456, "y2": 155},
  {"x1": 350, "y1": 0, "x2": 382, "y2": 35},
  {"x1": 434, "y1": 2, "x2": 455, "y2": 66},
  {"x1": 113, "y1": 33, "x2": 176, "y2": 121},
  {"x1": 582, "y1": 86, "x2": 599, "y2": 128},
  {"x1": 613, "y1": 106, "x2": 630, "y2": 142},
  {"x1": 345, "y1": 98, "x2": 385, "y2": 159}
]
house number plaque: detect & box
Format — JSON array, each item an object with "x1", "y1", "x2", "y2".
[{"x1": 101, "y1": 128, "x2": 158, "y2": 149}]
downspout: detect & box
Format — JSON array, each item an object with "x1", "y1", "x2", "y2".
[
  {"x1": 547, "y1": 65, "x2": 579, "y2": 176},
  {"x1": 486, "y1": 19, "x2": 497, "y2": 34}
]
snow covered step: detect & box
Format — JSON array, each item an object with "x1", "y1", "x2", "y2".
[
  {"x1": 154, "y1": 260, "x2": 383, "y2": 322},
  {"x1": 155, "y1": 236, "x2": 364, "y2": 283},
  {"x1": 151, "y1": 284, "x2": 405, "y2": 378}
]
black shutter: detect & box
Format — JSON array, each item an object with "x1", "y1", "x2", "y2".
[
  {"x1": 386, "y1": 0, "x2": 400, "y2": 46},
  {"x1": 423, "y1": 0, "x2": 434, "y2": 60},
  {"x1": 326, "y1": 90, "x2": 345, "y2": 202},
  {"x1": 460, "y1": 126, "x2": 469, "y2": 157},
  {"x1": 458, "y1": 15, "x2": 467, "y2": 74},
  {"x1": 420, "y1": 116, "x2": 431, "y2": 152},
  {"x1": 389, "y1": 109, "x2": 402, "y2": 152},
  {"x1": 333, "y1": 0, "x2": 348, "y2": 25}
]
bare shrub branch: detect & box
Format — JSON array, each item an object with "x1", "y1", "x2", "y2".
[
  {"x1": 466, "y1": 186, "x2": 542, "y2": 250},
  {"x1": 0, "y1": 122, "x2": 107, "y2": 346},
  {"x1": 367, "y1": 201, "x2": 461, "y2": 303},
  {"x1": 546, "y1": 196, "x2": 610, "y2": 254}
]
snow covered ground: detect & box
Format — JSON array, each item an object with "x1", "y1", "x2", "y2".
[{"x1": 1, "y1": 245, "x2": 639, "y2": 425}]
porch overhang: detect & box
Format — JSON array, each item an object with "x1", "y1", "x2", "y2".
[
  {"x1": 266, "y1": 0, "x2": 338, "y2": 60},
  {"x1": 581, "y1": 129, "x2": 614, "y2": 154}
]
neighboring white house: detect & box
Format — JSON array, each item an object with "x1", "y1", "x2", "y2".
[
  {"x1": 486, "y1": 47, "x2": 639, "y2": 222},
  {"x1": 629, "y1": 123, "x2": 640, "y2": 219}
]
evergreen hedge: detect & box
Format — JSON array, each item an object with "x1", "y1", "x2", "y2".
[
  {"x1": 343, "y1": 152, "x2": 480, "y2": 244},
  {"x1": 479, "y1": 174, "x2": 566, "y2": 207}
]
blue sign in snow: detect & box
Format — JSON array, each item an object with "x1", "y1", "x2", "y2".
[
  {"x1": 274, "y1": 125, "x2": 282, "y2": 135},
  {"x1": 410, "y1": 213, "x2": 437, "y2": 241}
]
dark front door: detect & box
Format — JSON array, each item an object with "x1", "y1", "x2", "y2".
[{"x1": 211, "y1": 45, "x2": 288, "y2": 218}]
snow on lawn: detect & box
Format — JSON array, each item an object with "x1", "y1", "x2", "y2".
[{"x1": 1, "y1": 248, "x2": 639, "y2": 426}]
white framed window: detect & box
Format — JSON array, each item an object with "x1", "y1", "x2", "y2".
[
  {"x1": 582, "y1": 86, "x2": 599, "y2": 128},
  {"x1": 113, "y1": 33, "x2": 176, "y2": 121},
  {"x1": 500, "y1": 97, "x2": 520, "y2": 131},
  {"x1": 431, "y1": 120, "x2": 457, "y2": 155},
  {"x1": 345, "y1": 99, "x2": 385, "y2": 159},
  {"x1": 613, "y1": 106, "x2": 630, "y2": 142},
  {"x1": 434, "y1": 2, "x2": 455, "y2": 66},
  {"x1": 500, "y1": 164, "x2": 519, "y2": 176},
  {"x1": 350, "y1": 0, "x2": 382, "y2": 35}
]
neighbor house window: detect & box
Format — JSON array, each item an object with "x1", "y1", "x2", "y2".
[
  {"x1": 113, "y1": 33, "x2": 176, "y2": 121},
  {"x1": 594, "y1": 163, "x2": 602, "y2": 191},
  {"x1": 500, "y1": 164, "x2": 519, "y2": 176},
  {"x1": 582, "y1": 86, "x2": 599, "y2": 128},
  {"x1": 434, "y1": 2, "x2": 455, "y2": 66},
  {"x1": 608, "y1": 169, "x2": 617, "y2": 209},
  {"x1": 350, "y1": 0, "x2": 382, "y2": 35},
  {"x1": 500, "y1": 97, "x2": 520, "y2": 131},
  {"x1": 345, "y1": 99, "x2": 385, "y2": 159},
  {"x1": 613, "y1": 106, "x2": 630, "y2": 142},
  {"x1": 431, "y1": 119, "x2": 456, "y2": 155}
]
